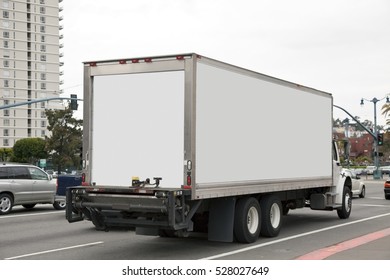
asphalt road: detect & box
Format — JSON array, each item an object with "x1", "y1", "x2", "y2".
[{"x1": 1, "y1": 179, "x2": 390, "y2": 260}]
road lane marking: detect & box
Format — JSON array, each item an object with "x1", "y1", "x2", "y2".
[
  {"x1": 200, "y1": 212, "x2": 390, "y2": 260},
  {"x1": 295, "y1": 227, "x2": 390, "y2": 260},
  {"x1": 4, "y1": 241, "x2": 104, "y2": 260},
  {"x1": 365, "y1": 197, "x2": 387, "y2": 200},
  {"x1": 356, "y1": 204, "x2": 390, "y2": 207},
  {"x1": 0, "y1": 211, "x2": 62, "y2": 219}
]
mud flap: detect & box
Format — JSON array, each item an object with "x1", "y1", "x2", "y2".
[{"x1": 208, "y1": 197, "x2": 236, "y2": 242}]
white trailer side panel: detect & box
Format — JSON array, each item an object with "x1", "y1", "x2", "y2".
[
  {"x1": 195, "y1": 61, "x2": 332, "y2": 187},
  {"x1": 91, "y1": 71, "x2": 185, "y2": 187}
]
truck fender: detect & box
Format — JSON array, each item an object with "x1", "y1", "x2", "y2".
[{"x1": 334, "y1": 172, "x2": 352, "y2": 205}]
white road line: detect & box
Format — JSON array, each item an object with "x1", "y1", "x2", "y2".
[
  {"x1": 200, "y1": 212, "x2": 390, "y2": 260},
  {"x1": 4, "y1": 241, "x2": 104, "y2": 260},
  {"x1": 0, "y1": 211, "x2": 62, "y2": 219},
  {"x1": 356, "y1": 204, "x2": 390, "y2": 207}
]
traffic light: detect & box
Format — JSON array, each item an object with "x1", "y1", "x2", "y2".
[
  {"x1": 377, "y1": 133, "x2": 384, "y2": 146},
  {"x1": 70, "y1": 94, "x2": 78, "y2": 110}
]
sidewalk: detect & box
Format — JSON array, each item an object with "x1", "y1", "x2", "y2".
[{"x1": 296, "y1": 227, "x2": 390, "y2": 260}]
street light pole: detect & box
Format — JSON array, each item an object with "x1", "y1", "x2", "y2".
[{"x1": 360, "y1": 96, "x2": 389, "y2": 179}]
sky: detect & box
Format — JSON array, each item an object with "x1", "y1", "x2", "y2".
[{"x1": 62, "y1": 0, "x2": 390, "y2": 126}]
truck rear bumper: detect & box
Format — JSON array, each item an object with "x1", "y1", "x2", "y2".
[{"x1": 65, "y1": 186, "x2": 199, "y2": 232}]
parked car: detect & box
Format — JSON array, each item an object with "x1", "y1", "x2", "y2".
[
  {"x1": 379, "y1": 166, "x2": 390, "y2": 175},
  {"x1": 343, "y1": 169, "x2": 366, "y2": 198},
  {"x1": 0, "y1": 163, "x2": 65, "y2": 215},
  {"x1": 365, "y1": 165, "x2": 377, "y2": 175},
  {"x1": 353, "y1": 168, "x2": 364, "y2": 175},
  {"x1": 384, "y1": 180, "x2": 390, "y2": 200}
]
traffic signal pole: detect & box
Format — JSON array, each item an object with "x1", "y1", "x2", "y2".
[
  {"x1": 334, "y1": 104, "x2": 381, "y2": 179},
  {"x1": 0, "y1": 96, "x2": 82, "y2": 110}
]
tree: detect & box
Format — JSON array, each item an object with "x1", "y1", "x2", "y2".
[
  {"x1": 45, "y1": 105, "x2": 83, "y2": 172},
  {"x1": 12, "y1": 138, "x2": 47, "y2": 164},
  {"x1": 382, "y1": 103, "x2": 390, "y2": 125},
  {"x1": 0, "y1": 148, "x2": 13, "y2": 162}
]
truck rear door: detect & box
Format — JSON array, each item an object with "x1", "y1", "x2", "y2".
[{"x1": 88, "y1": 66, "x2": 185, "y2": 188}]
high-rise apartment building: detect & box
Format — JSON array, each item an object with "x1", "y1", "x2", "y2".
[{"x1": 0, "y1": 0, "x2": 64, "y2": 148}]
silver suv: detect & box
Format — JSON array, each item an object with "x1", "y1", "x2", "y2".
[{"x1": 0, "y1": 163, "x2": 65, "y2": 215}]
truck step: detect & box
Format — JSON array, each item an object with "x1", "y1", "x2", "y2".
[{"x1": 325, "y1": 192, "x2": 338, "y2": 197}]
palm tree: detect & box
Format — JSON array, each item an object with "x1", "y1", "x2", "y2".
[{"x1": 382, "y1": 103, "x2": 390, "y2": 125}]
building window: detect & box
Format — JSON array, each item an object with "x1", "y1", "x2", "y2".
[
  {"x1": 40, "y1": 0, "x2": 45, "y2": 5},
  {"x1": 2, "y1": 20, "x2": 9, "y2": 28},
  {"x1": 3, "y1": 70, "x2": 10, "y2": 77},
  {"x1": 3, "y1": 40, "x2": 9, "y2": 48},
  {"x1": 40, "y1": 7, "x2": 45, "y2": 14},
  {"x1": 3, "y1": 31, "x2": 9, "y2": 38},
  {"x1": 40, "y1": 45, "x2": 46, "y2": 52},
  {"x1": 40, "y1": 16, "x2": 45, "y2": 23},
  {"x1": 3, "y1": 1, "x2": 9, "y2": 8},
  {"x1": 4, "y1": 129, "x2": 9, "y2": 137},
  {"x1": 3, "y1": 50, "x2": 10, "y2": 58},
  {"x1": 3, "y1": 119, "x2": 10, "y2": 126},
  {"x1": 41, "y1": 35, "x2": 45, "y2": 42},
  {"x1": 3, "y1": 10, "x2": 9, "y2": 18},
  {"x1": 3, "y1": 60, "x2": 9, "y2": 67},
  {"x1": 41, "y1": 83, "x2": 46, "y2": 90},
  {"x1": 4, "y1": 80, "x2": 9, "y2": 87},
  {"x1": 41, "y1": 130, "x2": 45, "y2": 137},
  {"x1": 41, "y1": 120, "x2": 46, "y2": 127},
  {"x1": 3, "y1": 110, "x2": 9, "y2": 117},
  {"x1": 40, "y1": 25, "x2": 45, "y2": 33},
  {"x1": 3, "y1": 139, "x2": 9, "y2": 147},
  {"x1": 40, "y1": 73, "x2": 46, "y2": 80},
  {"x1": 41, "y1": 102, "x2": 45, "y2": 108},
  {"x1": 40, "y1": 54, "x2": 46, "y2": 61}
]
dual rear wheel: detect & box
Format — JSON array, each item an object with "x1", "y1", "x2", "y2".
[{"x1": 234, "y1": 195, "x2": 283, "y2": 243}]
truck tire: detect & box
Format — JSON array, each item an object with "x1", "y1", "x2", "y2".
[
  {"x1": 337, "y1": 185, "x2": 352, "y2": 219},
  {"x1": 234, "y1": 197, "x2": 261, "y2": 243},
  {"x1": 0, "y1": 193, "x2": 13, "y2": 215},
  {"x1": 260, "y1": 195, "x2": 282, "y2": 237},
  {"x1": 53, "y1": 201, "x2": 66, "y2": 210}
]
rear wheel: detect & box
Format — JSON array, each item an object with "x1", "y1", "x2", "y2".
[
  {"x1": 90, "y1": 209, "x2": 107, "y2": 231},
  {"x1": 260, "y1": 195, "x2": 282, "y2": 237},
  {"x1": 359, "y1": 186, "x2": 366, "y2": 198},
  {"x1": 53, "y1": 201, "x2": 66, "y2": 210},
  {"x1": 0, "y1": 193, "x2": 13, "y2": 215},
  {"x1": 234, "y1": 197, "x2": 261, "y2": 243},
  {"x1": 337, "y1": 186, "x2": 352, "y2": 219}
]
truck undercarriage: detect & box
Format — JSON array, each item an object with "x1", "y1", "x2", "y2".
[{"x1": 66, "y1": 183, "x2": 351, "y2": 243}]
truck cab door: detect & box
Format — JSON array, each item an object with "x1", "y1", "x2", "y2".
[{"x1": 332, "y1": 141, "x2": 342, "y2": 186}]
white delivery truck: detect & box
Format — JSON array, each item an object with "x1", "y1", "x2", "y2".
[{"x1": 66, "y1": 53, "x2": 352, "y2": 243}]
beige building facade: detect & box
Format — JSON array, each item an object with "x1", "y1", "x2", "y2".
[{"x1": 1, "y1": 0, "x2": 63, "y2": 148}]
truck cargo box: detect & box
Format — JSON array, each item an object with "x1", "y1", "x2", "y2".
[{"x1": 84, "y1": 53, "x2": 333, "y2": 199}]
